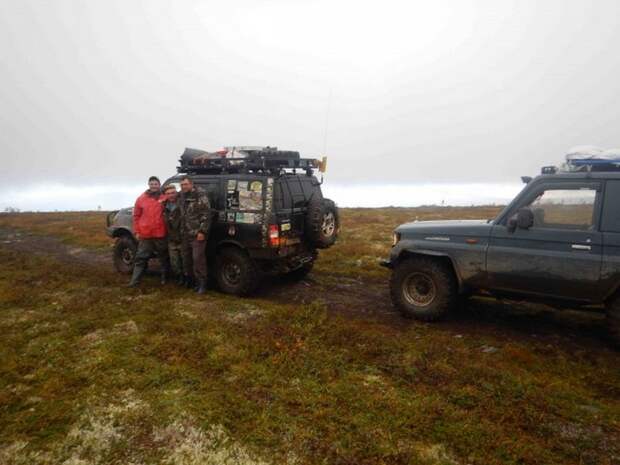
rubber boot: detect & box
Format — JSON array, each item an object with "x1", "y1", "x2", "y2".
[
  {"x1": 127, "y1": 264, "x2": 145, "y2": 288},
  {"x1": 185, "y1": 276, "x2": 195, "y2": 290},
  {"x1": 196, "y1": 279, "x2": 206, "y2": 295},
  {"x1": 160, "y1": 269, "x2": 167, "y2": 285},
  {"x1": 176, "y1": 274, "x2": 185, "y2": 286}
]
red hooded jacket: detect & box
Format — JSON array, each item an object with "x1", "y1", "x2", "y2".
[{"x1": 133, "y1": 191, "x2": 167, "y2": 239}]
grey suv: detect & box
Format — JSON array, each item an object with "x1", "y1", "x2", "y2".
[{"x1": 383, "y1": 168, "x2": 620, "y2": 344}]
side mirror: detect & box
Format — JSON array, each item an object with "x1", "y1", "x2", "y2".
[
  {"x1": 507, "y1": 208, "x2": 534, "y2": 233},
  {"x1": 517, "y1": 208, "x2": 534, "y2": 229},
  {"x1": 507, "y1": 214, "x2": 518, "y2": 233}
]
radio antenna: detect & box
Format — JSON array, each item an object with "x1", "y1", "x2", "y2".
[{"x1": 322, "y1": 89, "x2": 332, "y2": 155}]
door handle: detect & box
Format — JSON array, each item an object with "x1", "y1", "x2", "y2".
[{"x1": 571, "y1": 244, "x2": 592, "y2": 251}]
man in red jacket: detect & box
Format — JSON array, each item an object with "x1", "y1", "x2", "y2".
[{"x1": 128, "y1": 176, "x2": 171, "y2": 287}]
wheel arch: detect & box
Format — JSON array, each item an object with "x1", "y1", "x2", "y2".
[
  {"x1": 215, "y1": 239, "x2": 248, "y2": 253},
  {"x1": 395, "y1": 249, "x2": 464, "y2": 292},
  {"x1": 111, "y1": 227, "x2": 135, "y2": 240}
]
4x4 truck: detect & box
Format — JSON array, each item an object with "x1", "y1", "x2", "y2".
[
  {"x1": 107, "y1": 147, "x2": 339, "y2": 295},
  {"x1": 383, "y1": 166, "x2": 620, "y2": 344}
]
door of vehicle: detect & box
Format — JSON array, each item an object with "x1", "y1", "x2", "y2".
[
  {"x1": 600, "y1": 180, "x2": 620, "y2": 297},
  {"x1": 486, "y1": 181, "x2": 604, "y2": 301}
]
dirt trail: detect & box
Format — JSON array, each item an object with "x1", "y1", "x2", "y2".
[
  {"x1": 0, "y1": 228, "x2": 109, "y2": 266},
  {"x1": 0, "y1": 227, "x2": 611, "y2": 349}
]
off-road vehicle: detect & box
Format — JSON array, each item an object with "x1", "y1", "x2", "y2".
[
  {"x1": 106, "y1": 147, "x2": 339, "y2": 295},
  {"x1": 383, "y1": 156, "x2": 620, "y2": 344}
]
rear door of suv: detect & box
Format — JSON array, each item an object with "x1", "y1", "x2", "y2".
[
  {"x1": 273, "y1": 175, "x2": 323, "y2": 242},
  {"x1": 486, "y1": 180, "x2": 604, "y2": 301}
]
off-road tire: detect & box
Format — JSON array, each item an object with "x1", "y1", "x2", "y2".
[
  {"x1": 113, "y1": 236, "x2": 137, "y2": 275},
  {"x1": 306, "y1": 198, "x2": 339, "y2": 249},
  {"x1": 215, "y1": 247, "x2": 260, "y2": 296},
  {"x1": 390, "y1": 257, "x2": 457, "y2": 321},
  {"x1": 606, "y1": 296, "x2": 620, "y2": 347}
]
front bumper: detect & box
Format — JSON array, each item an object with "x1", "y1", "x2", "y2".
[{"x1": 380, "y1": 258, "x2": 393, "y2": 269}]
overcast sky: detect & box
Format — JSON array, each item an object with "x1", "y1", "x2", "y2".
[{"x1": 1, "y1": 0, "x2": 619, "y2": 209}]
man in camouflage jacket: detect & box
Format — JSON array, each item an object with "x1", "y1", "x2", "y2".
[
  {"x1": 162, "y1": 184, "x2": 184, "y2": 285},
  {"x1": 179, "y1": 176, "x2": 212, "y2": 294}
]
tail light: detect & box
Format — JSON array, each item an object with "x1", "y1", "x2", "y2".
[{"x1": 269, "y1": 224, "x2": 280, "y2": 247}]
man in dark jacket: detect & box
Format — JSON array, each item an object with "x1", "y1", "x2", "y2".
[
  {"x1": 162, "y1": 184, "x2": 184, "y2": 285},
  {"x1": 128, "y1": 176, "x2": 171, "y2": 287},
  {"x1": 179, "y1": 176, "x2": 211, "y2": 294}
]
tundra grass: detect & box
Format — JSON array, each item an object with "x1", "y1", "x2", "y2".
[
  {"x1": 0, "y1": 246, "x2": 618, "y2": 465},
  {"x1": 0, "y1": 211, "x2": 112, "y2": 250},
  {"x1": 0, "y1": 207, "x2": 504, "y2": 278}
]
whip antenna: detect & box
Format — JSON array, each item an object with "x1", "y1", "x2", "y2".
[{"x1": 322, "y1": 89, "x2": 332, "y2": 155}]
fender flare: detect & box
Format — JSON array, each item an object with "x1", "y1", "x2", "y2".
[
  {"x1": 394, "y1": 248, "x2": 464, "y2": 290},
  {"x1": 215, "y1": 239, "x2": 247, "y2": 252},
  {"x1": 110, "y1": 227, "x2": 135, "y2": 240}
]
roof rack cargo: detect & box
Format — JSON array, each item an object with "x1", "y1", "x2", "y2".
[
  {"x1": 177, "y1": 147, "x2": 327, "y2": 175},
  {"x1": 558, "y1": 147, "x2": 620, "y2": 173},
  {"x1": 563, "y1": 158, "x2": 620, "y2": 172}
]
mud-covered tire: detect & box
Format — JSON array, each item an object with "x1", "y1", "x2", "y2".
[
  {"x1": 390, "y1": 257, "x2": 457, "y2": 321},
  {"x1": 113, "y1": 236, "x2": 137, "y2": 275},
  {"x1": 606, "y1": 296, "x2": 620, "y2": 347},
  {"x1": 215, "y1": 247, "x2": 260, "y2": 296},
  {"x1": 306, "y1": 198, "x2": 339, "y2": 249}
]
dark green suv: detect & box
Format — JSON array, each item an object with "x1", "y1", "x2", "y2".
[
  {"x1": 383, "y1": 166, "x2": 620, "y2": 344},
  {"x1": 106, "y1": 147, "x2": 339, "y2": 295}
]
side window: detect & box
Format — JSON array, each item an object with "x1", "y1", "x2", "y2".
[
  {"x1": 199, "y1": 181, "x2": 221, "y2": 209},
  {"x1": 526, "y1": 188, "x2": 597, "y2": 230},
  {"x1": 602, "y1": 181, "x2": 620, "y2": 233}
]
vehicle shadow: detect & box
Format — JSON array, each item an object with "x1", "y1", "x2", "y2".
[{"x1": 450, "y1": 296, "x2": 612, "y2": 350}]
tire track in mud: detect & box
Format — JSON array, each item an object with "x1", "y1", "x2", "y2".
[{"x1": 0, "y1": 227, "x2": 612, "y2": 348}]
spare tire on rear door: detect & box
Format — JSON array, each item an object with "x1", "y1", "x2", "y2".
[{"x1": 306, "y1": 198, "x2": 339, "y2": 249}]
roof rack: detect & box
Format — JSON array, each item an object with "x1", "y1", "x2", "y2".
[
  {"x1": 177, "y1": 147, "x2": 326, "y2": 175},
  {"x1": 563, "y1": 158, "x2": 620, "y2": 172},
  {"x1": 541, "y1": 156, "x2": 620, "y2": 175}
]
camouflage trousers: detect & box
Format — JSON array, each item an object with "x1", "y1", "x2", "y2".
[
  {"x1": 168, "y1": 241, "x2": 184, "y2": 277},
  {"x1": 134, "y1": 238, "x2": 170, "y2": 272},
  {"x1": 182, "y1": 238, "x2": 207, "y2": 282}
]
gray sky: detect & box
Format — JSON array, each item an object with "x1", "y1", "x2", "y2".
[{"x1": 1, "y1": 0, "x2": 619, "y2": 209}]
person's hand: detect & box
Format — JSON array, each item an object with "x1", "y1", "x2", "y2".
[
  {"x1": 196, "y1": 232, "x2": 205, "y2": 241},
  {"x1": 135, "y1": 233, "x2": 140, "y2": 240}
]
